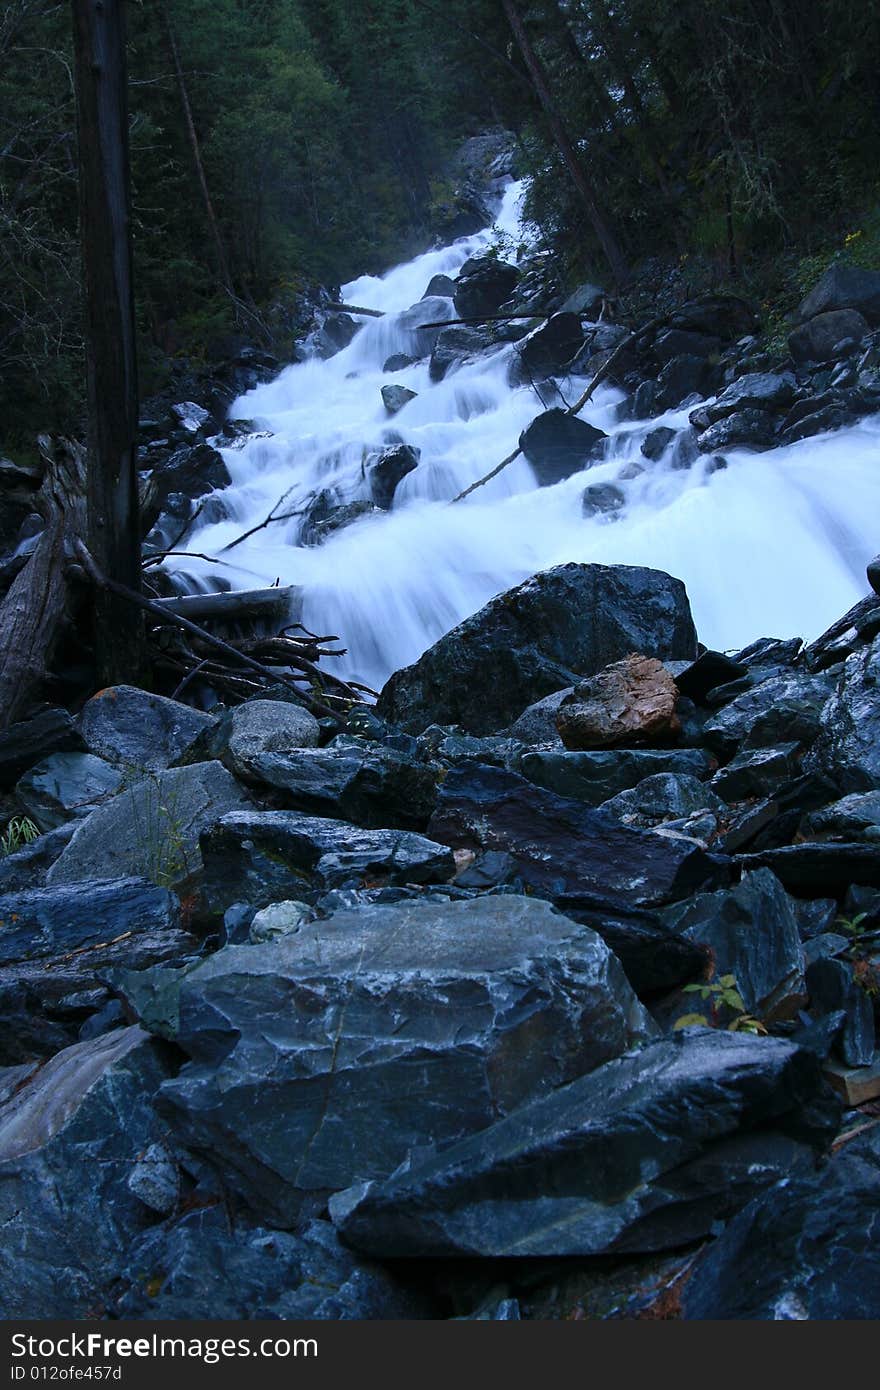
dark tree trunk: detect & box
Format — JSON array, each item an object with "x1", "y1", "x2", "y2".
[
  {"x1": 71, "y1": 0, "x2": 144, "y2": 686},
  {"x1": 500, "y1": 0, "x2": 629, "y2": 286}
]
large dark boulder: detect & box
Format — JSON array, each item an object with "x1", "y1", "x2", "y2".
[
  {"x1": 681, "y1": 1125, "x2": 880, "y2": 1320},
  {"x1": 118, "y1": 897, "x2": 654, "y2": 1224},
  {"x1": 789, "y1": 309, "x2": 869, "y2": 364},
  {"x1": 428, "y1": 764, "x2": 726, "y2": 908},
  {"x1": 798, "y1": 264, "x2": 880, "y2": 326},
  {"x1": 513, "y1": 313, "x2": 586, "y2": 380},
  {"x1": 519, "y1": 408, "x2": 607, "y2": 485},
  {"x1": 453, "y1": 255, "x2": 519, "y2": 318},
  {"x1": 200, "y1": 809, "x2": 455, "y2": 914},
  {"x1": 704, "y1": 372, "x2": 797, "y2": 422},
  {"x1": 330, "y1": 1030, "x2": 839, "y2": 1258},
  {"x1": 367, "y1": 443, "x2": 419, "y2": 509},
  {"x1": 376, "y1": 563, "x2": 698, "y2": 735},
  {"x1": 0, "y1": 708, "x2": 84, "y2": 788},
  {"x1": 519, "y1": 749, "x2": 713, "y2": 807},
  {"x1": 429, "y1": 325, "x2": 494, "y2": 381},
  {"x1": 78, "y1": 685, "x2": 215, "y2": 773}
]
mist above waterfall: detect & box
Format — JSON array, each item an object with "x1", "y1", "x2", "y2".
[{"x1": 167, "y1": 180, "x2": 880, "y2": 693}]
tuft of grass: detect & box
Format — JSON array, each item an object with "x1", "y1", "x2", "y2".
[{"x1": 0, "y1": 816, "x2": 40, "y2": 856}]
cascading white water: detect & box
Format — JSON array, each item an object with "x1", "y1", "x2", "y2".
[{"x1": 170, "y1": 179, "x2": 880, "y2": 693}]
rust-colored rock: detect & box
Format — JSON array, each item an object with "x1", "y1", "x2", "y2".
[{"x1": 556, "y1": 654, "x2": 681, "y2": 750}]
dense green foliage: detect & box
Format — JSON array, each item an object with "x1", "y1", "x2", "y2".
[{"x1": 2, "y1": 0, "x2": 880, "y2": 446}]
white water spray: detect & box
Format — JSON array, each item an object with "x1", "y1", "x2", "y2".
[{"x1": 170, "y1": 179, "x2": 880, "y2": 692}]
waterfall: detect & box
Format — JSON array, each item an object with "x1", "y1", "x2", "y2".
[{"x1": 168, "y1": 180, "x2": 880, "y2": 693}]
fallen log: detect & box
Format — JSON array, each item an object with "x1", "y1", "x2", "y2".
[
  {"x1": 325, "y1": 301, "x2": 385, "y2": 318},
  {"x1": 0, "y1": 437, "x2": 86, "y2": 729},
  {"x1": 155, "y1": 585, "x2": 303, "y2": 625}
]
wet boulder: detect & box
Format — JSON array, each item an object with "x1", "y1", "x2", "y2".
[
  {"x1": 789, "y1": 309, "x2": 869, "y2": 364},
  {"x1": 519, "y1": 408, "x2": 607, "y2": 485},
  {"x1": 581, "y1": 482, "x2": 625, "y2": 517},
  {"x1": 367, "y1": 443, "x2": 419, "y2": 508},
  {"x1": 556, "y1": 654, "x2": 681, "y2": 750},
  {"x1": 668, "y1": 296, "x2": 758, "y2": 340},
  {"x1": 710, "y1": 742, "x2": 803, "y2": 802},
  {"x1": 599, "y1": 773, "x2": 725, "y2": 828},
  {"x1": 120, "y1": 897, "x2": 654, "y2": 1224},
  {"x1": 46, "y1": 761, "x2": 250, "y2": 889},
  {"x1": 805, "y1": 955, "x2": 875, "y2": 1067},
  {"x1": 453, "y1": 255, "x2": 519, "y2": 318},
  {"x1": 513, "y1": 313, "x2": 586, "y2": 380},
  {"x1": 200, "y1": 809, "x2": 455, "y2": 914},
  {"x1": 703, "y1": 671, "x2": 834, "y2": 759},
  {"x1": 376, "y1": 562, "x2": 698, "y2": 736},
  {"x1": 703, "y1": 372, "x2": 797, "y2": 421},
  {"x1": 428, "y1": 764, "x2": 726, "y2": 908},
  {"x1": 188, "y1": 697, "x2": 321, "y2": 776},
  {"x1": 235, "y1": 737, "x2": 439, "y2": 830},
  {"x1": 802, "y1": 791, "x2": 880, "y2": 841},
  {"x1": 429, "y1": 324, "x2": 494, "y2": 381},
  {"x1": 78, "y1": 685, "x2": 215, "y2": 774},
  {"x1": 0, "y1": 1027, "x2": 173, "y2": 1317},
  {"x1": 140, "y1": 442, "x2": 231, "y2": 532},
  {"x1": 330, "y1": 1030, "x2": 838, "y2": 1258},
  {"x1": 519, "y1": 748, "x2": 714, "y2": 807},
  {"x1": 0, "y1": 879, "x2": 195, "y2": 1061},
  {"x1": 695, "y1": 408, "x2": 780, "y2": 452},
  {"x1": 14, "y1": 752, "x2": 123, "y2": 832},
  {"x1": 381, "y1": 383, "x2": 417, "y2": 415},
  {"x1": 422, "y1": 273, "x2": 456, "y2": 300}
]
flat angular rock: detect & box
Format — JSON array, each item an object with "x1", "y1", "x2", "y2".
[
  {"x1": 0, "y1": 823, "x2": 76, "y2": 892},
  {"x1": 806, "y1": 956, "x2": 875, "y2": 1066},
  {"x1": 78, "y1": 686, "x2": 215, "y2": 773},
  {"x1": 710, "y1": 742, "x2": 802, "y2": 802},
  {"x1": 121, "y1": 897, "x2": 653, "y2": 1223},
  {"x1": 47, "y1": 761, "x2": 250, "y2": 889},
  {"x1": 200, "y1": 809, "x2": 455, "y2": 913},
  {"x1": 428, "y1": 765, "x2": 726, "y2": 908},
  {"x1": 519, "y1": 748, "x2": 713, "y2": 809},
  {"x1": 241, "y1": 738, "x2": 438, "y2": 830},
  {"x1": 739, "y1": 842, "x2": 880, "y2": 896},
  {"x1": 600, "y1": 773, "x2": 725, "y2": 828},
  {"x1": 696, "y1": 408, "x2": 779, "y2": 452},
  {"x1": 681, "y1": 1125, "x2": 880, "y2": 1320},
  {"x1": 704, "y1": 372, "x2": 796, "y2": 422},
  {"x1": 0, "y1": 1027, "x2": 172, "y2": 1317},
  {"x1": 429, "y1": 325, "x2": 493, "y2": 381},
  {"x1": 0, "y1": 879, "x2": 195, "y2": 1060},
  {"x1": 507, "y1": 688, "x2": 572, "y2": 745},
  {"x1": 519, "y1": 408, "x2": 607, "y2": 486},
  {"x1": 376, "y1": 563, "x2": 698, "y2": 736},
  {"x1": 703, "y1": 672, "x2": 833, "y2": 759},
  {"x1": 115, "y1": 1210, "x2": 430, "y2": 1319},
  {"x1": 663, "y1": 868, "x2": 806, "y2": 1023},
  {"x1": 15, "y1": 752, "x2": 123, "y2": 832},
  {"x1": 801, "y1": 791, "x2": 880, "y2": 841},
  {"x1": 556, "y1": 654, "x2": 681, "y2": 750},
  {"x1": 330, "y1": 1030, "x2": 838, "y2": 1258}
]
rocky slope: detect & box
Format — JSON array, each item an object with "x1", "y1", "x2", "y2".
[{"x1": 2, "y1": 545, "x2": 880, "y2": 1319}]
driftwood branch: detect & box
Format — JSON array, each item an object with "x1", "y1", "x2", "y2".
[
  {"x1": 325, "y1": 301, "x2": 384, "y2": 318},
  {"x1": 450, "y1": 313, "x2": 666, "y2": 504},
  {"x1": 419, "y1": 310, "x2": 548, "y2": 329}
]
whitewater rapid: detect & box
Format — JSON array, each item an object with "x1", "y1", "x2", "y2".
[{"x1": 170, "y1": 180, "x2": 880, "y2": 692}]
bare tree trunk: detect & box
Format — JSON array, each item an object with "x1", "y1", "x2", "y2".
[
  {"x1": 500, "y1": 0, "x2": 629, "y2": 286},
  {"x1": 71, "y1": 0, "x2": 143, "y2": 688},
  {"x1": 159, "y1": 0, "x2": 236, "y2": 303}
]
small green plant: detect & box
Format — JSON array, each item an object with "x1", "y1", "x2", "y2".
[
  {"x1": 836, "y1": 911, "x2": 870, "y2": 954},
  {"x1": 675, "y1": 970, "x2": 767, "y2": 1035},
  {"x1": 128, "y1": 772, "x2": 193, "y2": 889},
  {"x1": 0, "y1": 816, "x2": 40, "y2": 856}
]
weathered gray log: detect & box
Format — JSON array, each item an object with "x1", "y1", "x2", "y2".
[
  {"x1": 155, "y1": 586, "x2": 303, "y2": 625},
  {"x1": 0, "y1": 438, "x2": 86, "y2": 729},
  {"x1": 325, "y1": 301, "x2": 385, "y2": 318}
]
